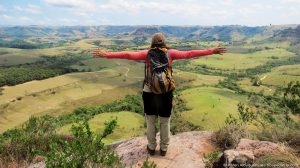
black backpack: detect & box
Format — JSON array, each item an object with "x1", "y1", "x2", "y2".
[{"x1": 144, "y1": 48, "x2": 175, "y2": 94}]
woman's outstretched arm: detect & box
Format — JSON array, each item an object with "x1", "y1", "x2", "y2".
[
  {"x1": 92, "y1": 49, "x2": 148, "y2": 60},
  {"x1": 170, "y1": 45, "x2": 227, "y2": 60}
]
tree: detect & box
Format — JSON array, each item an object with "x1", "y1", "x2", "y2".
[
  {"x1": 252, "y1": 76, "x2": 261, "y2": 86},
  {"x1": 281, "y1": 81, "x2": 300, "y2": 122}
]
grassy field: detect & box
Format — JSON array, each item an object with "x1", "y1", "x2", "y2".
[
  {"x1": 58, "y1": 111, "x2": 145, "y2": 144},
  {"x1": 1, "y1": 35, "x2": 299, "y2": 137},
  {"x1": 0, "y1": 47, "x2": 69, "y2": 66},
  {"x1": 181, "y1": 87, "x2": 247, "y2": 130},
  {"x1": 0, "y1": 60, "x2": 145, "y2": 133},
  {"x1": 238, "y1": 64, "x2": 300, "y2": 95},
  {"x1": 0, "y1": 44, "x2": 226, "y2": 133},
  {"x1": 0, "y1": 63, "x2": 222, "y2": 133},
  {"x1": 70, "y1": 57, "x2": 117, "y2": 71},
  {"x1": 259, "y1": 64, "x2": 300, "y2": 86},
  {"x1": 173, "y1": 69, "x2": 224, "y2": 87},
  {"x1": 238, "y1": 78, "x2": 275, "y2": 96},
  {"x1": 0, "y1": 38, "x2": 99, "y2": 66},
  {"x1": 191, "y1": 48, "x2": 295, "y2": 70}
]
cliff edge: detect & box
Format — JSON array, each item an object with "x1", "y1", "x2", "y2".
[{"x1": 112, "y1": 131, "x2": 215, "y2": 168}]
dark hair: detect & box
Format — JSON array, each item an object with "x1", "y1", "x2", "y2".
[{"x1": 150, "y1": 32, "x2": 170, "y2": 49}]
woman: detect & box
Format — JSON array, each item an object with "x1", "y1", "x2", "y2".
[{"x1": 92, "y1": 33, "x2": 226, "y2": 156}]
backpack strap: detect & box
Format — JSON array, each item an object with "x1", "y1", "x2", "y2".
[
  {"x1": 143, "y1": 51, "x2": 150, "y2": 88},
  {"x1": 165, "y1": 50, "x2": 173, "y2": 75},
  {"x1": 143, "y1": 48, "x2": 172, "y2": 87}
]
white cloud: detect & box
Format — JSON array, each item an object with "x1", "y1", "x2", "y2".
[
  {"x1": 44, "y1": 0, "x2": 97, "y2": 17},
  {"x1": 43, "y1": 0, "x2": 212, "y2": 17},
  {"x1": 27, "y1": 4, "x2": 42, "y2": 14},
  {"x1": 0, "y1": 5, "x2": 7, "y2": 12},
  {"x1": 58, "y1": 18, "x2": 79, "y2": 25},
  {"x1": 2, "y1": 0, "x2": 299, "y2": 26},
  {"x1": 13, "y1": 4, "x2": 41, "y2": 14},
  {"x1": 37, "y1": 17, "x2": 52, "y2": 25},
  {"x1": 44, "y1": 0, "x2": 95, "y2": 9},
  {"x1": 44, "y1": 0, "x2": 83, "y2": 7},
  {"x1": 96, "y1": 0, "x2": 212, "y2": 17},
  {"x1": 13, "y1": 6, "x2": 23, "y2": 12},
  {"x1": 19, "y1": 16, "x2": 33, "y2": 22},
  {"x1": 41, "y1": 0, "x2": 243, "y2": 24},
  {"x1": 1, "y1": 14, "x2": 13, "y2": 21},
  {"x1": 280, "y1": 0, "x2": 300, "y2": 5}
]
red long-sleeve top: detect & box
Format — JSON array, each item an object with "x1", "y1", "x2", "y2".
[
  {"x1": 104, "y1": 48, "x2": 214, "y2": 92},
  {"x1": 105, "y1": 49, "x2": 214, "y2": 63}
]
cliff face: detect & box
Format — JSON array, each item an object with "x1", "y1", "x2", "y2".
[
  {"x1": 23, "y1": 131, "x2": 299, "y2": 168},
  {"x1": 112, "y1": 131, "x2": 215, "y2": 168}
]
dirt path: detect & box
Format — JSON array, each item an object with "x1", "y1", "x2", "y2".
[
  {"x1": 112, "y1": 131, "x2": 215, "y2": 168},
  {"x1": 122, "y1": 66, "x2": 144, "y2": 79},
  {"x1": 259, "y1": 75, "x2": 272, "y2": 91},
  {"x1": 260, "y1": 75, "x2": 268, "y2": 81}
]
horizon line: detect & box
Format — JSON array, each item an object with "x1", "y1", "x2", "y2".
[{"x1": 0, "y1": 24, "x2": 299, "y2": 28}]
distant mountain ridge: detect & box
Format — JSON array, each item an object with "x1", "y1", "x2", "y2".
[
  {"x1": 0, "y1": 25, "x2": 299, "y2": 42},
  {"x1": 272, "y1": 25, "x2": 300, "y2": 43}
]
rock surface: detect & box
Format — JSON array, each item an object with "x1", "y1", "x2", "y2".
[
  {"x1": 215, "y1": 138, "x2": 286, "y2": 168},
  {"x1": 236, "y1": 138, "x2": 283, "y2": 158},
  {"x1": 14, "y1": 133, "x2": 292, "y2": 168},
  {"x1": 112, "y1": 131, "x2": 215, "y2": 168},
  {"x1": 24, "y1": 131, "x2": 215, "y2": 168}
]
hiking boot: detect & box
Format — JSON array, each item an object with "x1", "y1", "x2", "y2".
[
  {"x1": 147, "y1": 145, "x2": 155, "y2": 156},
  {"x1": 160, "y1": 149, "x2": 167, "y2": 156}
]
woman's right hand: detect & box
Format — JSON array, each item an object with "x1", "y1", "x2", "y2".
[
  {"x1": 212, "y1": 44, "x2": 227, "y2": 55},
  {"x1": 91, "y1": 49, "x2": 107, "y2": 58}
]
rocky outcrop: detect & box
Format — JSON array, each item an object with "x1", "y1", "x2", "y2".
[
  {"x1": 15, "y1": 133, "x2": 298, "y2": 168},
  {"x1": 214, "y1": 138, "x2": 290, "y2": 168},
  {"x1": 112, "y1": 131, "x2": 215, "y2": 168},
  {"x1": 235, "y1": 139, "x2": 284, "y2": 158},
  {"x1": 21, "y1": 131, "x2": 215, "y2": 168}
]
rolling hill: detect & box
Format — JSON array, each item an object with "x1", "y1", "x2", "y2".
[{"x1": 1, "y1": 25, "x2": 299, "y2": 44}]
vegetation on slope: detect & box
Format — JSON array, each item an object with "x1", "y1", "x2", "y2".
[{"x1": 0, "y1": 25, "x2": 299, "y2": 166}]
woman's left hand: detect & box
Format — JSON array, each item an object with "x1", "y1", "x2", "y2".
[
  {"x1": 212, "y1": 45, "x2": 227, "y2": 55},
  {"x1": 92, "y1": 49, "x2": 107, "y2": 58}
]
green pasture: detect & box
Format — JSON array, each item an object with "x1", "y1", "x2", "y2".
[
  {"x1": 58, "y1": 111, "x2": 145, "y2": 144},
  {"x1": 191, "y1": 48, "x2": 295, "y2": 70},
  {"x1": 0, "y1": 38, "x2": 99, "y2": 66},
  {"x1": 239, "y1": 64, "x2": 300, "y2": 95},
  {"x1": 259, "y1": 64, "x2": 300, "y2": 86},
  {"x1": 181, "y1": 87, "x2": 247, "y2": 130},
  {"x1": 173, "y1": 69, "x2": 224, "y2": 87},
  {"x1": 0, "y1": 61, "x2": 145, "y2": 133},
  {"x1": 238, "y1": 78, "x2": 275, "y2": 96},
  {"x1": 71, "y1": 58, "x2": 118, "y2": 71}
]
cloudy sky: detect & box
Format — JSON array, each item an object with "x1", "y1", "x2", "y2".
[{"x1": 0, "y1": 0, "x2": 299, "y2": 26}]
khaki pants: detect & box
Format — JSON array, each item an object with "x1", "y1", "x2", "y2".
[{"x1": 146, "y1": 115, "x2": 170, "y2": 151}]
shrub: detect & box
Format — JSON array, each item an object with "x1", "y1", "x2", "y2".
[
  {"x1": 252, "y1": 154, "x2": 300, "y2": 168},
  {"x1": 202, "y1": 149, "x2": 221, "y2": 168},
  {"x1": 237, "y1": 102, "x2": 256, "y2": 124},
  {"x1": 141, "y1": 157, "x2": 157, "y2": 168},
  {"x1": 0, "y1": 116, "x2": 123, "y2": 167},
  {"x1": 255, "y1": 126, "x2": 300, "y2": 153},
  {"x1": 224, "y1": 103, "x2": 256, "y2": 126},
  {"x1": 251, "y1": 76, "x2": 261, "y2": 86},
  {"x1": 281, "y1": 81, "x2": 300, "y2": 115},
  {"x1": 0, "y1": 116, "x2": 57, "y2": 164},
  {"x1": 170, "y1": 112, "x2": 202, "y2": 135},
  {"x1": 170, "y1": 92, "x2": 202, "y2": 134},
  {"x1": 43, "y1": 118, "x2": 123, "y2": 167},
  {"x1": 213, "y1": 123, "x2": 249, "y2": 150}
]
